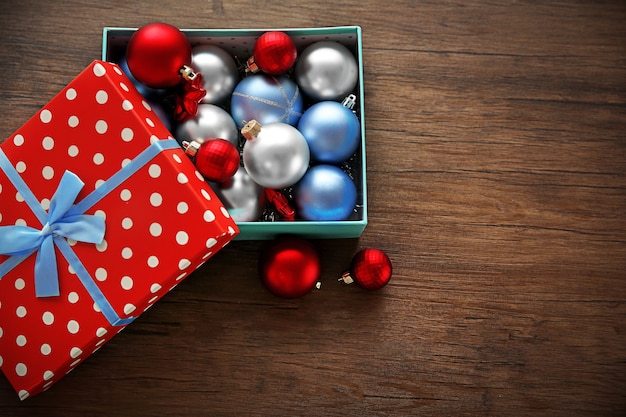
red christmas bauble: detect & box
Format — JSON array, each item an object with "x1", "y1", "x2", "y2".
[
  {"x1": 250, "y1": 31, "x2": 297, "y2": 75},
  {"x1": 126, "y1": 23, "x2": 191, "y2": 89},
  {"x1": 342, "y1": 248, "x2": 392, "y2": 290},
  {"x1": 194, "y1": 139, "x2": 240, "y2": 183},
  {"x1": 260, "y1": 237, "x2": 321, "y2": 298}
]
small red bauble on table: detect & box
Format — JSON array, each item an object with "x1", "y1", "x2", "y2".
[
  {"x1": 339, "y1": 248, "x2": 393, "y2": 290},
  {"x1": 246, "y1": 31, "x2": 297, "y2": 75},
  {"x1": 260, "y1": 237, "x2": 321, "y2": 298}
]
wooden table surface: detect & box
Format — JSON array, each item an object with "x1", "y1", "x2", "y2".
[{"x1": 1, "y1": 1, "x2": 625, "y2": 415}]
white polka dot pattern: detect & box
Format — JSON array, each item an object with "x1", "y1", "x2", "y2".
[{"x1": 0, "y1": 60, "x2": 238, "y2": 399}]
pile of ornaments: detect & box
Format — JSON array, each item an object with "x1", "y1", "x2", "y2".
[
  {"x1": 121, "y1": 23, "x2": 391, "y2": 297},
  {"x1": 122, "y1": 23, "x2": 362, "y2": 223}
]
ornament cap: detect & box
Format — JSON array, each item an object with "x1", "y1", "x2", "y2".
[
  {"x1": 182, "y1": 139, "x2": 202, "y2": 157},
  {"x1": 242, "y1": 120, "x2": 262, "y2": 140},
  {"x1": 179, "y1": 65, "x2": 199, "y2": 81},
  {"x1": 342, "y1": 94, "x2": 357, "y2": 110},
  {"x1": 245, "y1": 56, "x2": 260, "y2": 73},
  {"x1": 338, "y1": 271, "x2": 355, "y2": 285}
]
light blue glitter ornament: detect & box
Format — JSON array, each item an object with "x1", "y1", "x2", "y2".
[
  {"x1": 230, "y1": 74, "x2": 303, "y2": 128},
  {"x1": 294, "y1": 165, "x2": 357, "y2": 221},
  {"x1": 297, "y1": 98, "x2": 360, "y2": 164}
]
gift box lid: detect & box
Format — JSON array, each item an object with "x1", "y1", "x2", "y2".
[{"x1": 0, "y1": 60, "x2": 238, "y2": 399}]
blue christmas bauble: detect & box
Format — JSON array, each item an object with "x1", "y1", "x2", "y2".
[
  {"x1": 297, "y1": 101, "x2": 360, "y2": 164},
  {"x1": 294, "y1": 165, "x2": 357, "y2": 221},
  {"x1": 148, "y1": 99, "x2": 173, "y2": 131},
  {"x1": 230, "y1": 74, "x2": 303, "y2": 128}
]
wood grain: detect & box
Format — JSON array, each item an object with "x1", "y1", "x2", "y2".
[{"x1": 1, "y1": 0, "x2": 625, "y2": 415}]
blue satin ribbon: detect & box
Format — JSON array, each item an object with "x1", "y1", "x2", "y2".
[
  {"x1": 0, "y1": 170, "x2": 105, "y2": 297},
  {"x1": 0, "y1": 139, "x2": 180, "y2": 326}
]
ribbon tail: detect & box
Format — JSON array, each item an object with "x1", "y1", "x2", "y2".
[{"x1": 34, "y1": 235, "x2": 60, "y2": 297}]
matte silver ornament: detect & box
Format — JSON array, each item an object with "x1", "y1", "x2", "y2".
[
  {"x1": 211, "y1": 166, "x2": 266, "y2": 222},
  {"x1": 191, "y1": 45, "x2": 238, "y2": 104},
  {"x1": 175, "y1": 104, "x2": 239, "y2": 146},
  {"x1": 294, "y1": 41, "x2": 358, "y2": 101},
  {"x1": 242, "y1": 120, "x2": 310, "y2": 189}
]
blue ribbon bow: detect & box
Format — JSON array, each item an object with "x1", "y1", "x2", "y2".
[
  {"x1": 0, "y1": 139, "x2": 180, "y2": 325},
  {"x1": 0, "y1": 170, "x2": 105, "y2": 297}
]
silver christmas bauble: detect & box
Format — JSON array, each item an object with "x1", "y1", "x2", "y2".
[
  {"x1": 242, "y1": 121, "x2": 310, "y2": 189},
  {"x1": 191, "y1": 45, "x2": 238, "y2": 104},
  {"x1": 294, "y1": 41, "x2": 358, "y2": 101},
  {"x1": 212, "y1": 166, "x2": 265, "y2": 222},
  {"x1": 175, "y1": 104, "x2": 238, "y2": 146}
]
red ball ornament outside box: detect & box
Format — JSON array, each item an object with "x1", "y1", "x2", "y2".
[
  {"x1": 339, "y1": 248, "x2": 393, "y2": 291},
  {"x1": 246, "y1": 31, "x2": 297, "y2": 75},
  {"x1": 260, "y1": 237, "x2": 321, "y2": 298},
  {"x1": 126, "y1": 22, "x2": 192, "y2": 89}
]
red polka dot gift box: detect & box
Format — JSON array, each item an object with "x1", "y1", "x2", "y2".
[{"x1": 0, "y1": 60, "x2": 239, "y2": 400}]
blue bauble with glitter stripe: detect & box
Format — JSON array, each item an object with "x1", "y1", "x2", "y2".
[
  {"x1": 230, "y1": 74, "x2": 303, "y2": 128},
  {"x1": 297, "y1": 101, "x2": 360, "y2": 164}
]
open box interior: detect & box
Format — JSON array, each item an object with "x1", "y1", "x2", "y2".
[{"x1": 102, "y1": 26, "x2": 367, "y2": 239}]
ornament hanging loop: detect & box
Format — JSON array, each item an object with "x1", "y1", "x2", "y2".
[{"x1": 180, "y1": 65, "x2": 199, "y2": 81}]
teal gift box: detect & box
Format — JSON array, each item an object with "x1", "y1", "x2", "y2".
[{"x1": 102, "y1": 26, "x2": 367, "y2": 240}]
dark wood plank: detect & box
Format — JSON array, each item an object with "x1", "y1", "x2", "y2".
[{"x1": 1, "y1": 0, "x2": 625, "y2": 415}]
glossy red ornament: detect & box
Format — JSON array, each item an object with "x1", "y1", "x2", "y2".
[
  {"x1": 126, "y1": 23, "x2": 192, "y2": 88},
  {"x1": 183, "y1": 138, "x2": 240, "y2": 184},
  {"x1": 246, "y1": 31, "x2": 297, "y2": 75},
  {"x1": 260, "y1": 237, "x2": 321, "y2": 298},
  {"x1": 339, "y1": 248, "x2": 392, "y2": 290}
]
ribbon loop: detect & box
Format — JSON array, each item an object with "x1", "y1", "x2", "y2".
[
  {"x1": 0, "y1": 226, "x2": 44, "y2": 256},
  {"x1": 0, "y1": 170, "x2": 105, "y2": 297}
]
